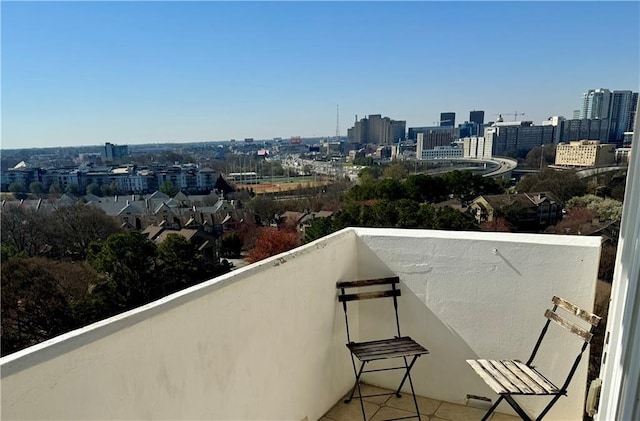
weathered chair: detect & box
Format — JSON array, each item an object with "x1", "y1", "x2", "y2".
[
  {"x1": 337, "y1": 276, "x2": 429, "y2": 421},
  {"x1": 466, "y1": 296, "x2": 601, "y2": 421}
]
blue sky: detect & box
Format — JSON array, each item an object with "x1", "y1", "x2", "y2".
[{"x1": 2, "y1": 1, "x2": 639, "y2": 149}]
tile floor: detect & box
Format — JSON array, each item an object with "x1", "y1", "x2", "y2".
[{"x1": 321, "y1": 384, "x2": 519, "y2": 421}]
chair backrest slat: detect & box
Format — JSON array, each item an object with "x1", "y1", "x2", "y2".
[
  {"x1": 544, "y1": 309, "x2": 593, "y2": 343},
  {"x1": 338, "y1": 289, "x2": 401, "y2": 302},
  {"x1": 552, "y1": 296, "x2": 601, "y2": 326},
  {"x1": 337, "y1": 276, "x2": 399, "y2": 289}
]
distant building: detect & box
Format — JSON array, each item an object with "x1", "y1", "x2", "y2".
[
  {"x1": 462, "y1": 136, "x2": 492, "y2": 159},
  {"x1": 609, "y1": 91, "x2": 638, "y2": 143},
  {"x1": 417, "y1": 145, "x2": 463, "y2": 160},
  {"x1": 440, "y1": 112, "x2": 455, "y2": 127},
  {"x1": 414, "y1": 127, "x2": 455, "y2": 152},
  {"x1": 469, "y1": 110, "x2": 485, "y2": 126},
  {"x1": 558, "y1": 118, "x2": 609, "y2": 143},
  {"x1": 470, "y1": 192, "x2": 563, "y2": 229},
  {"x1": 102, "y1": 142, "x2": 129, "y2": 162},
  {"x1": 615, "y1": 147, "x2": 632, "y2": 165},
  {"x1": 347, "y1": 114, "x2": 406, "y2": 145},
  {"x1": 555, "y1": 140, "x2": 616, "y2": 168},
  {"x1": 485, "y1": 122, "x2": 555, "y2": 156},
  {"x1": 580, "y1": 88, "x2": 612, "y2": 120}
]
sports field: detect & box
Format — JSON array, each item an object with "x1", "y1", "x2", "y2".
[{"x1": 235, "y1": 180, "x2": 330, "y2": 194}]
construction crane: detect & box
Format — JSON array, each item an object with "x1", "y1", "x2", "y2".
[{"x1": 493, "y1": 111, "x2": 525, "y2": 121}]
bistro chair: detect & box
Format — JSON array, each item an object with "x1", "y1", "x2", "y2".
[
  {"x1": 337, "y1": 276, "x2": 429, "y2": 421},
  {"x1": 466, "y1": 295, "x2": 601, "y2": 421}
]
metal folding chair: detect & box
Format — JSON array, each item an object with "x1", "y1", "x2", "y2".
[
  {"x1": 467, "y1": 296, "x2": 601, "y2": 421},
  {"x1": 337, "y1": 276, "x2": 429, "y2": 421}
]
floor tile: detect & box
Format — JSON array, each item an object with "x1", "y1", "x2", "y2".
[
  {"x1": 324, "y1": 400, "x2": 381, "y2": 421},
  {"x1": 370, "y1": 406, "x2": 426, "y2": 421},
  {"x1": 385, "y1": 393, "x2": 442, "y2": 416},
  {"x1": 434, "y1": 402, "x2": 488, "y2": 421},
  {"x1": 351, "y1": 384, "x2": 393, "y2": 405},
  {"x1": 490, "y1": 412, "x2": 520, "y2": 421}
]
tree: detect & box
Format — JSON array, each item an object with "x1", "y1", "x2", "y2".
[
  {"x1": 159, "y1": 180, "x2": 178, "y2": 197},
  {"x1": 214, "y1": 175, "x2": 235, "y2": 196},
  {"x1": 101, "y1": 181, "x2": 119, "y2": 197},
  {"x1": 247, "y1": 227, "x2": 299, "y2": 263},
  {"x1": 87, "y1": 232, "x2": 158, "y2": 310},
  {"x1": 48, "y1": 182, "x2": 62, "y2": 196},
  {"x1": 0, "y1": 204, "x2": 49, "y2": 257},
  {"x1": 86, "y1": 183, "x2": 102, "y2": 196},
  {"x1": 29, "y1": 181, "x2": 44, "y2": 197},
  {"x1": 156, "y1": 234, "x2": 213, "y2": 295},
  {"x1": 66, "y1": 183, "x2": 81, "y2": 196},
  {"x1": 304, "y1": 217, "x2": 334, "y2": 243},
  {"x1": 383, "y1": 164, "x2": 408, "y2": 180},
  {"x1": 9, "y1": 182, "x2": 27, "y2": 199},
  {"x1": 516, "y1": 169, "x2": 586, "y2": 202},
  {"x1": 480, "y1": 217, "x2": 512, "y2": 232},
  {"x1": 47, "y1": 204, "x2": 121, "y2": 260},
  {"x1": 432, "y1": 206, "x2": 478, "y2": 230},
  {"x1": 1, "y1": 257, "x2": 102, "y2": 356},
  {"x1": 220, "y1": 233, "x2": 243, "y2": 257},
  {"x1": 567, "y1": 195, "x2": 623, "y2": 221}
]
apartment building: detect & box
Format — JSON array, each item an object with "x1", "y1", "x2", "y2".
[{"x1": 555, "y1": 140, "x2": 616, "y2": 168}]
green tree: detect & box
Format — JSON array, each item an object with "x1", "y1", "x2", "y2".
[
  {"x1": 516, "y1": 169, "x2": 586, "y2": 202},
  {"x1": 66, "y1": 183, "x2": 81, "y2": 196},
  {"x1": 220, "y1": 233, "x2": 243, "y2": 257},
  {"x1": 48, "y1": 182, "x2": 62, "y2": 196},
  {"x1": 304, "y1": 217, "x2": 335, "y2": 243},
  {"x1": 156, "y1": 234, "x2": 210, "y2": 294},
  {"x1": 159, "y1": 180, "x2": 178, "y2": 197},
  {"x1": 87, "y1": 232, "x2": 158, "y2": 310},
  {"x1": 86, "y1": 183, "x2": 102, "y2": 196},
  {"x1": 432, "y1": 206, "x2": 478, "y2": 230},
  {"x1": 29, "y1": 181, "x2": 44, "y2": 197},
  {"x1": 9, "y1": 182, "x2": 27, "y2": 199},
  {"x1": 383, "y1": 163, "x2": 408, "y2": 180}
]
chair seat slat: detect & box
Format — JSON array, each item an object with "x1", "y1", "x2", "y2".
[
  {"x1": 337, "y1": 277, "x2": 399, "y2": 289},
  {"x1": 512, "y1": 360, "x2": 559, "y2": 394},
  {"x1": 477, "y1": 359, "x2": 523, "y2": 394},
  {"x1": 348, "y1": 337, "x2": 428, "y2": 361},
  {"x1": 467, "y1": 360, "x2": 508, "y2": 394},
  {"x1": 492, "y1": 361, "x2": 535, "y2": 394}
]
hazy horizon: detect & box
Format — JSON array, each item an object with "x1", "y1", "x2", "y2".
[{"x1": 2, "y1": 1, "x2": 639, "y2": 149}]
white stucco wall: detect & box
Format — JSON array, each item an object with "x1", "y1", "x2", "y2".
[
  {"x1": 1, "y1": 228, "x2": 602, "y2": 421},
  {"x1": 1, "y1": 230, "x2": 358, "y2": 421},
  {"x1": 354, "y1": 228, "x2": 602, "y2": 420}
]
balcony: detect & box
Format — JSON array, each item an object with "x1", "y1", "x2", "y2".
[{"x1": 1, "y1": 228, "x2": 602, "y2": 420}]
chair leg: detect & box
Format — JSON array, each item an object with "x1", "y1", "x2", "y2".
[
  {"x1": 503, "y1": 395, "x2": 533, "y2": 421},
  {"x1": 480, "y1": 395, "x2": 504, "y2": 421},
  {"x1": 395, "y1": 355, "x2": 419, "y2": 397},
  {"x1": 345, "y1": 359, "x2": 366, "y2": 403},
  {"x1": 404, "y1": 356, "x2": 422, "y2": 421}
]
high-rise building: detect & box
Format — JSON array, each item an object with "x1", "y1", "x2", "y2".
[
  {"x1": 469, "y1": 110, "x2": 484, "y2": 126},
  {"x1": 559, "y1": 119, "x2": 610, "y2": 144},
  {"x1": 102, "y1": 142, "x2": 129, "y2": 162},
  {"x1": 440, "y1": 112, "x2": 455, "y2": 127},
  {"x1": 347, "y1": 114, "x2": 406, "y2": 145},
  {"x1": 580, "y1": 88, "x2": 612, "y2": 120},
  {"x1": 609, "y1": 90, "x2": 638, "y2": 142}
]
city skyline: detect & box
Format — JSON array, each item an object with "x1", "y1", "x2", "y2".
[{"x1": 2, "y1": 1, "x2": 639, "y2": 149}]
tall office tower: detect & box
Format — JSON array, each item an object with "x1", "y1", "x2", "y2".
[
  {"x1": 579, "y1": 88, "x2": 612, "y2": 119},
  {"x1": 440, "y1": 112, "x2": 455, "y2": 127},
  {"x1": 609, "y1": 91, "x2": 638, "y2": 142},
  {"x1": 347, "y1": 114, "x2": 406, "y2": 145},
  {"x1": 628, "y1": 92, "x2": 639, "y2": 132},
  {"x1": 469, "y1": 110, "x2": 485, "y2": 126}
]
